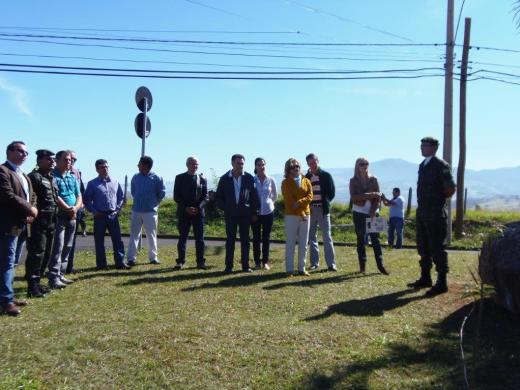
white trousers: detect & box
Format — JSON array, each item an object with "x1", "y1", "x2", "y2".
[
  {"x1": 284, "y1": 215, "x2": 310, "y2": 273},
  {"x1": 127, "y1": 211, "x2": 158, "y2": 262}
]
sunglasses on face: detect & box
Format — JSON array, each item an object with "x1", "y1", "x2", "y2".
[
  {"x1": 290, "y1": 165, "x2": 300, "y2": 170},
  {"x1": 359, "y1": 162, "x2": 369, "y2": 167}
]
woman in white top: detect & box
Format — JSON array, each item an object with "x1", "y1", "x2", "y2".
[
  {"x1": 349, "y1": 157, "x2": 389, "y2": 275},
  {"x1": 252, "y1": 157, "x2": 277, "y2": 270}
]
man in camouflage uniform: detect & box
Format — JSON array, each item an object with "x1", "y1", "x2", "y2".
[
  {"x1": 25, "y1": 149, "x2": 59, "y2": 297},
  {"x1": 408, "y1": 137, "x2": 456, "y2": 296}
]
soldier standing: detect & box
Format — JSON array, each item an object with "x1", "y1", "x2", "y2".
[
  {"x1": 408, "y1": 137, "x2": 456, "y2": 296},
  {"x1": 25, "y1": 149, "x2": 59, "y2": 297}
]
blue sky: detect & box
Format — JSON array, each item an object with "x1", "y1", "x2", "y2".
[{"x1": 1, "y1": 0, "x2": 519, "y2": 188}]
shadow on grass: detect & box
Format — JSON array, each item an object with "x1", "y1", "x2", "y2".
[
  {"x1": 181, "y1": 271, "x2": 290, "y2": 291},
  {"x1": 296, "y1": 299, "x2": 520, "y2": 390},
  {"x1": 306, "y1": 289, "x2": 426, "y2": 320},
  {"x1": 118, "y1": 269, "x2": 261, "y2": 287},
  {"x1": 263, "y1": 272, "x2": 372, "y2": 291}
]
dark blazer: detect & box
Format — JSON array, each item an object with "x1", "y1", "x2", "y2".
[
  {"x1": 173, "y1": 172, "x2": 208, "y2": 217},
  {"x1": 0, "y1": 162, "x2": 35, "y2": 235},
  {"x1": 216, "y1": 171, "x2": 259, "y2": 217}
]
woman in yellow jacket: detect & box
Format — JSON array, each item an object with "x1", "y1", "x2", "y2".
[{"x1": 281, "y1": 158, "x2": 313, "y2": 276}]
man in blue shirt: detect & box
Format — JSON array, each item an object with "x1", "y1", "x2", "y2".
[
  {"x1": 84, "y1": 159, "x2": 128, "y2": 270},
  {"x1": 382, "y1": 187, "x2": 405, "y2": 249},
  {"x1": 127, "y1": 156, "x2": 166, "y2": 266},
  {"x1": 48, "y1": 150, "x2": 82, "y2": 289}
]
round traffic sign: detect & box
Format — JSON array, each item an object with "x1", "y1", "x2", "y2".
[
  {"x1": 135, "y1": 86, "x2": 153, "y2": 112},
  {"x1": 135, "y1": 113, "x2": 151, "y2": 139}
]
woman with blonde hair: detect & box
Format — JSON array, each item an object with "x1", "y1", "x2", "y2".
[
  {"x1": 349, "y1": 157, "x2": 389, "y2": 275},
  {"x1": 281, "y1": 158, "x2": 313, "y2": 276}
]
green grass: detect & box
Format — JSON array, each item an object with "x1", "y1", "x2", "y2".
[
  {"x1": 109, "y1": 200, "x2": 520, "y2": 249},
  {"x1": 2, "y1": 246, "x2": 519, "y2": 389}
]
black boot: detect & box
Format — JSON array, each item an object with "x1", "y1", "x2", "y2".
[
  {"x1": 27, "y1": 279, "x2": 45, "y2": 298},
  {"x1": 359, "y1": 259, "x2": 366, "y2": 273},
  {"x1": 376, "y1": 257, "x2": 389, "y2": 275},
  {"x1": 407, "y1": 269, "x2": 433, "y2": 289},
  {"x1": 425, "y1": 272, "x2": 448, "y2": 297}
]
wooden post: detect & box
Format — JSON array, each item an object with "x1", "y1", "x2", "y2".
[
  {"x1": 444, "y1": 0, "x2": 455, "y2": 243},
  {"x1": 455, "y1": 18, "x2": 471, "y2": 239},
  {"x1": 463, "y1": 187, "x2": 468, "y2": 215},
  {"x1": 406, "y1": 187, "x2": 412, "y2": 217}
]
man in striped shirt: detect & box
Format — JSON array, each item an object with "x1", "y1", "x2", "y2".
[{"x1": 305, "y1": 153, "x2": 337, "y2": 272}]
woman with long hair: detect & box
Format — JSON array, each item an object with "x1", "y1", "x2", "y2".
[
  {"x1": 281, "y1": 158, "x2": 313, "y2": 276},
  {"x1": 251, "y1": 157, "x2": 277, "y2": 270},
  {"x1": 349, "y1": 157, "x2": 389, "y2": 275}
]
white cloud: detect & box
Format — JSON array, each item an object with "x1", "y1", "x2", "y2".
[{"x1": 0, "y1": 78, "x2": 32, "y2": 116}]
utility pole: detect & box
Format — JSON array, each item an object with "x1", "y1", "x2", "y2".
[
  {"x1": 455, "y1": 18, "x2": 471, "y2": 239},
  {"x1": 443, "y1": 0, "x2": 455, "y2": 243}
]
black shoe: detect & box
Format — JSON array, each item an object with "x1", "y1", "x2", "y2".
[
  {"x1": 377, "y1": 264, "x2": 390, "y2": 275},
  {"x1": 27, "y1": 285, "x2": 45, "y2": 298},
  {"x1": 96, "y1": 266, "x2": 109, "y2": 271},
  {"x1": 309, "y1": 265, "x2": 319, "y2": 270},
  {"x1": 425, "y1": 284, "x2": 448, "y2": 297},
  {"x1": 223, "y1": 267, "x2": 233, "y2": 274},
  {"x1": 38, "y1": 283, "x2": 50, "y2": 294},
  {"x1": 407, "y1": 277, "x2": 433, "y2": 289},
  {"x1": 174, "y1": 263, "x2": 185, "y2": 270},
  {"x1": 127, "y1": 261, "x2": 136, "y2": 267},
  {"x1": 242, "y1": 268, "x2": 254, "y2": 273},
  {"x1": 328, "y1": 266, "x2": 338, "y2": 272},
  {"x1": 359, "y1": 263, "x2": 366, "y2": 274},
  {"x1": 196, "y1": 264, "x2": 207, "y2": 270}
]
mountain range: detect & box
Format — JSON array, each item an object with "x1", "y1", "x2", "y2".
[{"x1": 162, "y1": 159, "x2": 520, "y2": 211}]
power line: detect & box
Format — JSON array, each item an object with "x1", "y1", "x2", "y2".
[
  {"x1": 0, "y1": 62, "x2": 444, "y2": 75},
  {"x1": 0, "y1": 32, "x2": 440, "y2": 47},
  {"x1": 0, "y1": 51, "x2": 445, "y2": 72},
  {"x1": 0, "y1": 37, "x2": 446, "y2": 62},
  {"x1": 0, "y1": 66, "x2": 446, "y2": 80},
  {"x1": 454, "y1": 0, "x2": 467, "y2": 43},
  {"x1": 280, "y1": 0, "x2": 413, "y2": 42},
  {"x1": 0, "y1": 25, "x2": 301, "y2": 34},
  {"x1": 180, "y1": 0, "x2": 251, "y2": 20}
]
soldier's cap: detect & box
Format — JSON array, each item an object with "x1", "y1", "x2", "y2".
[
  {"x1": 420, "y1": 136, "x2": 439, "y2": 146},
  {"x1": 35, "y1": 149, "x2": 55, "y2": 159}
]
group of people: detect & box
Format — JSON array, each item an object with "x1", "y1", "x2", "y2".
[{"x1": 0, "y1": 136, "x2": 455, "y2": 317}]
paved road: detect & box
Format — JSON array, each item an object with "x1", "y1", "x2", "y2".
[{"x1": 74, "y1": 234, "x2": 229, "y2": 251}]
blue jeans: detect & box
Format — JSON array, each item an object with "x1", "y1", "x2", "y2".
[
  {"x1": 14, "y1": 227, "x2": 26, "y2": 267},
  {"x1": 0, "y1": 234, "x2": 18, "y2": 308},
  {"x1": 388, "y1": 217, "x2": 404, "y2": 248},
  {"x1": 308, "y1": 207, "x2": 336, "y2": 268},
  {"x1": 48, "y1": 215, "x2": 76, "y2": 281},
  {"x1": 93, "y1": 213, "x2": 125, "y2": 268}
]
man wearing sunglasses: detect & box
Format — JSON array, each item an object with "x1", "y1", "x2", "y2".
[{"x1": 0, "y1": 141, "x2": 38, "y2": 316}]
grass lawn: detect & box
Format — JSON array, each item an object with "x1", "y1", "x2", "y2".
[{"x1": 1, "y1": 246, "x2": 519, "y2": 389}]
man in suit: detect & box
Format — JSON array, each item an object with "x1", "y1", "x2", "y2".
[
  {"x1": 216, "y1": 154, "x2": 259, "y2": 273},
  {"x1": 173, "y1": 156, "x2": 208, "y2": 270},
  {"x1": 408, "y1": 136, "x2": 456, "y2": 296},
  {"x1": 0, "y1": 141, "x2": 38, "y2": 316}
]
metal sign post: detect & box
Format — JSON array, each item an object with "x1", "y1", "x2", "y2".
[{"x1": 134, "y1": 86, "x2": 153, "y2": 251}]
